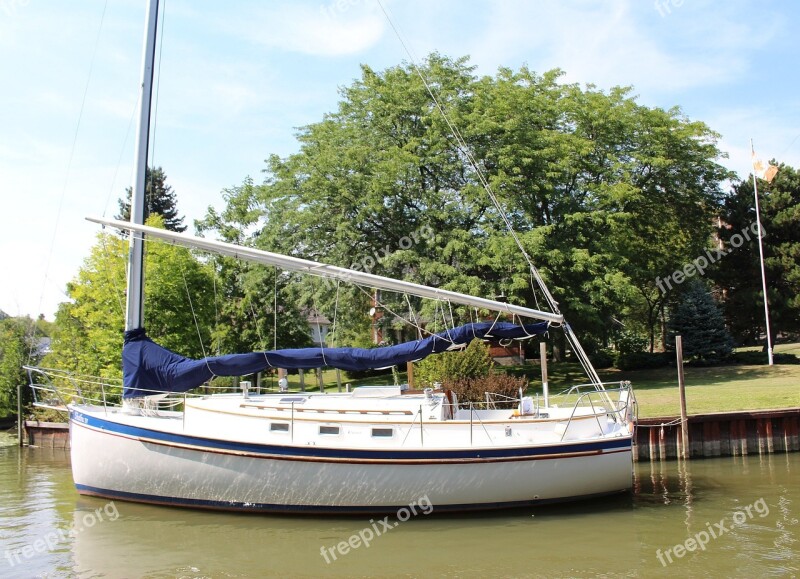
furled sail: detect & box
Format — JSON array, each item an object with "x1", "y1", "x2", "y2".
[{"x1": 122, "y1": 321, "x2": 548, "y2": 398}]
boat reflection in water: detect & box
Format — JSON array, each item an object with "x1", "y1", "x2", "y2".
[{"x1": 68, "y1": 453, "x2": 798, "y2": 577}]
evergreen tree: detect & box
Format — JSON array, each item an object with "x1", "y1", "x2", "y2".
[
  {"x1": 712, "y1": 162, "x2": 800, "y2": 346},
  {"x1": 117, "y1": 166, "x2": 187, "y2": 232},
  {"x1": 668, "y1": 281, "x2": 733, "y2": 363}
]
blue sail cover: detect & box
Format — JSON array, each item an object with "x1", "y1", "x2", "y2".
[{"x1": 122, "y1": 322, "x2": 548, "y2": 398}]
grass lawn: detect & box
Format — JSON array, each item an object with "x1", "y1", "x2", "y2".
[
  {"x1": 264, "y1": 343, "x2": 800, "y2": 419},
  {"x1": 601, "y1": 363, "x2": 800, "y2": 418},
  {"x1": 613, "y1": 342, "x2": 800, "y2": 417}
]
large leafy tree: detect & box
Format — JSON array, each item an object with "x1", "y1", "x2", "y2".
[
  {"x1": 713, "y1": 163, "x2": 800, "y2": 345},
  {"x1": 469, "y1": 69, "x2": 728, "y2": 350},
  {"x1": 204, "y1": 55, "x2": 727, "y2": 350},
  {"x1": 117, "y1": 166, "x2": 187, "y2": 232},
  {"x1": 195, "y1": 178, "x2": 312, "y2": 354}
]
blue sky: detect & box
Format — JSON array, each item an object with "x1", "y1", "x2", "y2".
[{"x1": 1, "y1": 0, "x2": 798, "y2": 320}]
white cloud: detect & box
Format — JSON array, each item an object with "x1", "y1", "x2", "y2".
[
  {"x1": 466, "y1": 0, "x2": 760, "y2": 95},
  {"x1": 213, "y1": 1, "x2": 387, "y2": 57},
  {"x1": 708, "y1": 105, "x2": 800, "y2": 181}
]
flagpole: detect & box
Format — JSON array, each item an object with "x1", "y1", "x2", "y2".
[{"x1": 750, "y1": 138, "x2": 774, "y2": 366}]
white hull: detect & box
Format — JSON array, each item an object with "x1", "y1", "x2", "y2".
[{"x1": 69, "y1": 395, "x2": 633, "y2": 513}]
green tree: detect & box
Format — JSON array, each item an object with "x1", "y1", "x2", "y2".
[
  {"x1": 667, "y1": 281, "x2": 733, "y2": 363},
  {"x1": 196, "y1": 178, "x2": 313, "y2": 354},
  {"x1": 0, "y1": 317, "x2": 36, "y2": 417},
  {"x1": 202, "y1": 55, "x2": 728, "y2": 352},
  {"x1": 713, "y1": 163, "x2": 800, "y2": 346},
  {"x1": 46, "y1": 215, "x2": 216, "y2": 379},
  {"x1": 117, "y1": 166, "x2": 187, "y2": 232}
]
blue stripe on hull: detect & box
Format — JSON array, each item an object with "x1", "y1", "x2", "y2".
[
  {"x1": 75, "y1": 483, "x2": 630, "y2": 514},
  {"x1": 71, "y1": 409, "x2": 631, "y2": 461}
]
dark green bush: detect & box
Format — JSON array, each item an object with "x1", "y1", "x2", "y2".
[
  {"x1": 615, "y1": 351, "x2": 673, "y2": 371},
  {"x1": 730, "y1": 351, "x2": 800, "y2": 365},
  {"x1": 590, "y1": 349, "x2": 615, "y2": 369}
]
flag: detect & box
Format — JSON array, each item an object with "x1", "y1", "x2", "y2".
[{"x1": 752, "y1": 150, "x2": 779, "y2": 182}]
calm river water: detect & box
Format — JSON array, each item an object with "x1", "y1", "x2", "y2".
[{"x1": 0, "y1": 433, "x2": 797, "y2": 578}]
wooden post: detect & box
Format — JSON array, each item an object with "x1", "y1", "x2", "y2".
[
  {"x1": 317, "y1": 368, "x2": 324, "y2": 393},
  {"x1": 406, "y1": 361, "x2": 414, "y2": 389},
  {"x1": 299, "y1": 369, "x2": 305, "y2": 392},
  {"x1": 540, "y1": 342, "x2": 549, "y2": 408},
  {"x1": 336, "y1": 369, "x2": 342, "y2": 393},
  {"x1": 17, "y1": 383, "x2": 23, "y2": 447},
  {"x1": 676, "y1": 335, "x2": 689, "y2": 460}
]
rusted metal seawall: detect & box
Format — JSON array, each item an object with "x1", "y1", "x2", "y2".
[{"x1": 634, "y1": 408, "x2": 800, "y2": 461}]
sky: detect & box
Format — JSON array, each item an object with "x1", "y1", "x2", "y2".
[{"x1": 1, "y1": 0, "x2": 798, "y2": 321}]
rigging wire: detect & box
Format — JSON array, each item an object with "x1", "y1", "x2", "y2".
[
  {"x1": 375, "y1": 0, "x2": 606, "y2": 386},
  {"x1": 404, "y1": 293, "x2": 423, "y2": 340},
  {"x1": 148, "y1": 0, "x2": 168, "y2": 176},
  {"x1": 98, "y1": 233, "x2": 127, "y2": 319},
  {"x1": 310, "y1": 279, "x2": 329, "y2": 366},
  {"x1": 212, "y1": 265, "x2": 220, "y2": 355},
  {"x1": 102, "y1": 101, "x2": 139, "y2": 218},
  {"x1": 375, "y1": 0, "x2": 559, "y2": 317},
  {"x1": 351, "y1": 283, "x2": 436, "y2": 343},
  {"x1": 180, "y1": 260, "x2": 216, "y2": 380},
  {"x1": 30, "y1": 0, "x2": 110, "y2": 363}
]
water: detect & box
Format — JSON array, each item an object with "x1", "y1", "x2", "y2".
[{"x1": 0, "y1": 432, "x2": 797, "y2": 578}]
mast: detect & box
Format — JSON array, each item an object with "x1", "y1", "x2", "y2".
[
  {"x1": 125, "y1": 0, "x2": 160, "y2": 332},
  {"x1": 88, "y1": 217, "x2": 564, "y2": 324}
]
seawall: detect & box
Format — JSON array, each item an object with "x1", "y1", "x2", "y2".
[
  {"x1": 633, "y1": 408, "x2": 800, "y2": 461},
  {"x1": 24, "y1": 420, "x2": 70, "y2": 449}
]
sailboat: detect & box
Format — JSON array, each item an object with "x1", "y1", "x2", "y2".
[{"x1": 30, "y1": 0, "x2": 636, "y2": 513}]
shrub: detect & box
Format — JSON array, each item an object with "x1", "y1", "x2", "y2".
[
  {"x1": 590, "y1": 349, "x2": 615, "y2": 369},
  {"x1": 444, "y1": 373, "x2": 528, "y2": 403},
  {"x1": 615, "y1": 330, "x2": 648, "y2": 355},
  {"x1": 615, "y1": 351, "x2": 673, "y2": 371},
  {"x1": 730, "y1": 351, "x2": 800, "y2": 365},
  {"x1": 414, "y1": 339, "x2": 493, "y2": 387}
]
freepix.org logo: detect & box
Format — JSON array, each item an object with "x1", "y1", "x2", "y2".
[
  {"x1": 655, "y1": 497, "x2": 770, "y2": 566},
  {"x1": 4, "y1": 501, "x2": 120, "y2": 568},
  {"x1": 655, "y1": 221, "x2": 764, "y2": 295},
  {"x1": 320, "y1": 495, "x2": 433, "y2": 564}
]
